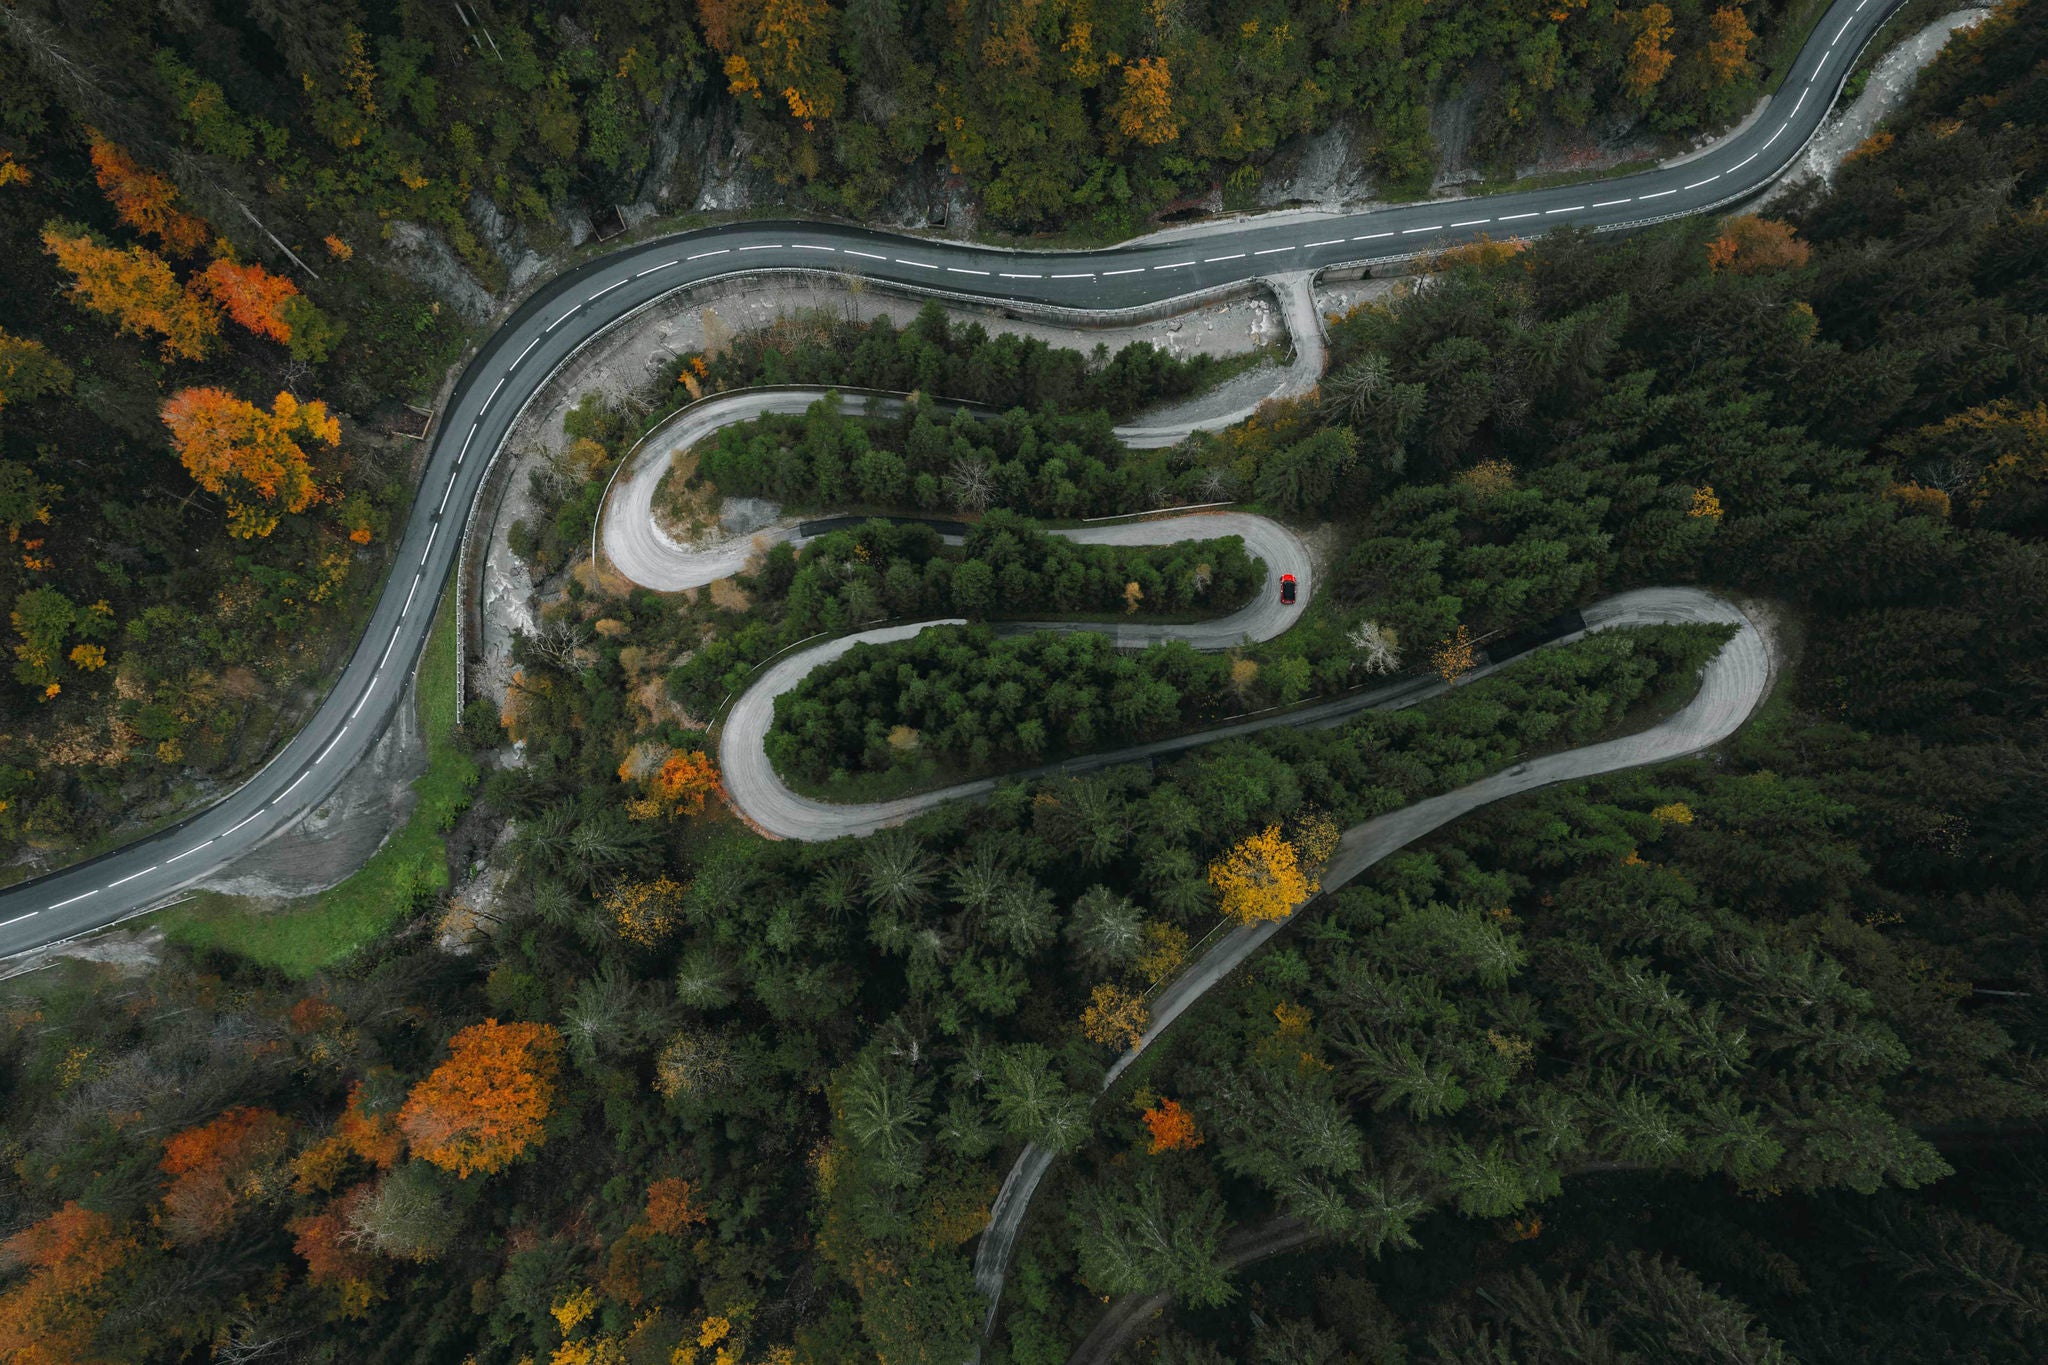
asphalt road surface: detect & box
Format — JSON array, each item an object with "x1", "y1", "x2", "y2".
[
  {"x1": 969, "y1": 586, "x2": 1774, "y2": 1332},
  {"x1": 0, "y1": 0, "x2": 1893, "y2": 958}
]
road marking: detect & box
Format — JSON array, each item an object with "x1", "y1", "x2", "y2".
[
  {"x1": 587, "y1": 278, "x2": 625, "y2": 300},
  {"x1": 437, "y1": 480, "x2": 456, "y2": 515},
  {"x1": 1401, "y1": 224, "x2": 1441, "y2": 234},
  {"x1": 1592, "y1": 198, "x2": 1631, "y2": 208},
  {"x1": 792, "y1": 244, "x2": 834, "y2": 252},
  {"x1": 1683, "y1": 176, "x2": 1719, "y2": 189},
  {"x1": 419, "y1": 525, "x2": 437, "y2": 567},
  {"x1": 1051, "y1": 272, "x2": 1095, "y2": 279},
  {"x1": 315, "y1": 726, "x2": 348, "y2": 765},
  {"x1": 1305, "y1": 239, "x2": 1344, "y2": 248},
  {"x1": 1732, "y1": 152, "x2": 1758, "y2": 171},
  {"x1": 481, "y1": 377, "x2": 505, "y2": 412},
  {"x1": 896, "y1": 258, "x2": 939, "y2": 269},
  {"x1": 0, "y1": 911, "x2": 38, "y2": 928},
  {"x1": 634, "y1": 261, "x2": 679, "y2": 276},
  {"x1": 1835, "y1": 19, "x2": 1851, "y2": 42},
  {"x1": 1640, "y1": 188, "x2": 1677, "y2": 199},
  {"x1": 1499, "y1": 211, "x2": 1541, "y2": 221},
  {"x1": 1764, "y1": 122, "x2": 1788, "y2": 149},
  {"x1": 1792, "y1": 90, "x2": 1807, "y2": 115},
  {"x1": 1254, "y1": 246, "x2": 1294, "y2": 255},
  {"x1": 350, "y1": 682, "x2": 374, "y2": 719},
  {"x1": 513, "y1": 337, "x2": 539, "y2": 368},
  {"x1": 1103, "y1": 268, "x2": 1144, "y2": 276},
  {"x1": 1153, "y1": 261, "x2": 1194, "y2": 270},
  {"x1": 1545, "y1": 205, "x2": 1585, "y2": 214},
  {"x1": 49, "y1": 891, "x2": 96, "y2": 909},
  {"x1": 166, "y1": 839, "x2": 216, "y2": 864},
  {"x1": 280, "y1": 771, "x2": 311, "y2": 800},
  {"x1": 844, "y1": 249, "x2": 886, "y2": 261},
  {"x1": 459, "y1": 428, "x2": 476, "y2": 462},
  {"x1": 1451, "y1": 219, "x2": 1490, "y2": 228},
  {"x1": 687, "y1": 249, "x2": 729, "y2": 260},
  {"x1": 225, "y1": 811, "x2": 262, "y2": 836},
  {"x1": 107, "y1": 866, "x2": 157, "y2": 888},
  {"x1": 737, "y1": 244, "x2": 780, "y2": 252},
  {"x1": 545, "y1": 308, "x2": 577, "y2": 332},
  {"x1": 1001, "y1": 272, "x2": 1044, "y2": 278},
  {"x1": 947, "y1": 267, "x2": 990, "y2": 276},
  {"x1": 1204, "y1": 253, "x2": 1245, "y2": 262},
  {"x1": 402, "y1": 577, "x2": 421, "y2": 617},
  {"x1": 1352, "y1": 232, "x2": 1394, "y2": 241},
  {"x1": 378, "y1": 632, "x2": 401, "y2": 670}
]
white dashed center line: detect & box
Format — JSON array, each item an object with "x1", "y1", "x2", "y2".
[
  {"x1": 166, "y1": 838, "x2": 216, "y2": 864},
  {"x1": 0, "y1": 911, "x2": 39, "y2": 928},
  {"x1": 1592, "y1": 199, "x2": 1631, "y2": 208},
  {"x1": 737, "y1": 244, "x2": 780, "y2": 252},
  {"x1": 545, "y1": 309, "x2": 576, "y2": 332},
  {"x1": 481, "y1": 377, "x2": 505, "y2": 412},
  {"x1": 587, "y1": 278, "x2": 625, "y2": 300},
  {"x1": 1001, "y1": 272, "x2": 1044, "y2": 279},
  {"x1": 792, "y1": 244, "x2": 834, "y2": 252},
  {"x1": 225, "y1": 811, "x2": 262, "y2": 836},
  {"x1": 1154, "y1": 261, "x2": 1194, "y2": 270},
  {"x1": 1451, "y1": 219, "x2": 1490, "y2": 228},
  {"x1": 1353, "y1": 232, "x2": 1395, "y2": 241},
  {"x1": 687, "y1": 249, "x2": 729, "y2": 260},
  {"x1": 947, "y1": 267, "x2": 990, "y2": 276},
  {"x1": 1401, "y1": 225, "x2": 1441, "y2": 234},
  {"x1": 1640, "y1": 189, "x2": 1677, "y2": 200},
  {"x1": 897, "y1": 259, "x2": 939, "y2": 269},
  {"x1": 513, "y1": 337, "x2": 539, "y2": 368},
  {"x1": 1103, "y1": 268, "x2": 1144, "y2": 276},
  {"x1": 1204, "y1": 254, "x2": 1245, "y2": 262},
  {"x1": 844, "y1": 250, "x2": 886, "y2": 261},
  {"x1": 1254, "y1": 246, "x2": 1294, "y2": 255},
  {"x1": 1545, "y1": 205, "x2": 1585, "y2": 215},
  {"x1": 1683, "y1": 176, "x2": 1719, "y2": 190},
  {"x1": 634, "y1": 261, "x2": 679, "y2": 276},
  {"x1": 1499, "y1": 211, "x2": 1541, "y2": 222},
  {"x1": 1305, "y1": 239, "x2": 1344, "y2": 248},
  {"x1": 1051, "y1": 272, "x2": 1095, "y2": 279},
  {"x1": 107, "y1": 866, "x2": 156, "y2": 888},
  {"x1": 50, "y1": 890, "x2": 98, "y2": 910}
]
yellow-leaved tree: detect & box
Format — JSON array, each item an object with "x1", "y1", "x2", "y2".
[
  {"x1": 161, "y1": 387, "x2": 338, "y2": 538},
  {"x1": 1207, "y1": 825, "x2": 1318, "y2": 924}
]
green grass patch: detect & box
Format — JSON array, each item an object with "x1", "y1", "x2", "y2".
[{"x1": 153, "y1": 580, "x2": 479, "y2": 978}]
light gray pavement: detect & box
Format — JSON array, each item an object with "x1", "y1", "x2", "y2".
[
  {"x1": 970, "y1": 587, "x2": 1772, "y2": 1332},
  {"x1": 0, "y1": 0, "x2": 1896, "y2": 965}
]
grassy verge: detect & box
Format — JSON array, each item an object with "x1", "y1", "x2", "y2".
[{"x1": 151, "y1": 580, "x2": 479, "y2": 979}]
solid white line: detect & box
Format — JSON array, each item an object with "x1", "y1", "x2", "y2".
[
  {"x1": 107, "y1": 866, "x2": 156, "y2": 888},
  {"x1": 402, "y1": 577, "x2": 420, "y2": 616},
  {"x1": 1764, "y1": 123, "x2": 1788, "y2": 149},
  {"x1": 1401, "y1": 225, "x2": 1441, "y2": 234},
  {"x1": 1051, "y1": 272, "x2": 1094, "y2": 279},
  {"x1": 897, "y1": 259, "x2": 938, "y2": 269},
  {"x1": 1103, "y1": 268, "x2": 1143, "y2": 276},
  {"x1": 737, "y1": 244, "x2": 779, "y2": 252},
  {"x1": 1352, "y1": 233, "x2": 1394, "y2": 241},
  {"x1": 1732, "y1": 153, "x2": 1758, "y2": 172},
  {"x1": 587, "y1": 278, "x2": 625, "y2": 299},
  {"x1": 513, "y1": 337, "x2": 539, "y2": 368},
  {"x1": 1451, "y1": 219, "x2": 1490, "y2": 228},
  {"x1": 225, "y1": 811, "x2": 262, "y2": 836},
  {"x1": 1001, "y1": 272, "x2": 1044, "y2": 279},
  {"x1": 1254, "y1": 246, "x2": 1294, "y2": 255},
  {"x1": 49, "y1": 891, "x2": 96, "y2": 909},
  {"x1": 1305, "y1": 239, "x2": 1344, "y2": 248},
  {"x1": 687, "y1": 249, "x2": 729, "y2": 260},
  {"x1": 1545, "y1": 205, "x2": 1585, "y2": 215},
  {"x1": 946, "y1": 267, "x2": 990, "y2": 276},
  {"x1": 166, "y1": 839, "x2": 215, "y2": 864},
  {"x1": 1153, "y1": 261, "x2": 1194, "y2": 270},
  {"x1": 1640, "y1": 189, "x2": 1677, "y2": 200},
  {"x1": 792, "y1": 244, "x2": 834, "y2": 252},
  {"x1": 482, "y1": 377, "x2": 505, "y2": 411},
  {"x1": 844, "y1": 250, "x2": 886, "y2": 261},
  {"x1": 0, "y1": 911, "x2": 39, "y2": 928},
  {"x1": 1592, "y1": 199, "x2": 1631, "y2": 208},
  {"x1": 1204, "y1": 254, "x2": 1245, "y2": 262},
  {"x1": 1499, "y1": 211, "x2": 1541, "y2": 222},
  {"x1": 1684, "y1": 176, "x2": 1719, "y2": 189}
]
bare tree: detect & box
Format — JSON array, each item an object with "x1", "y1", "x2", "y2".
[
  {"x1": 1347, "y1": 619, "x2": 1402, "y2": 675},
  {"x1": 520, "y1": 615, "x2": 594, "y2": 672},
  {"x1": 944, "y1": 455, "x2": 995, "y2": 512}
]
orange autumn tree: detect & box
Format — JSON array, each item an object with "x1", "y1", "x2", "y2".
[
  {"x1": 0, "y1": 1202, "x2": 139, "y2": 1365},
  {"x1": 87, "y1": 131, "x2": 210, "y2": 255},
  {"x1": 195, "y1": 257, "x2": 299, "y2": 344},
  {"x1": 1140, "y1": 1097, "x2": 1203, "y2": 1153},
  {"x1": 399, "y1": 1020, "x2": 563, "y2": 1178},
  {"x1": 159, "y1": 1105, "x2": 297, "y2": 1242},
  {"x1": 623, "y1": 748, "x2": 723, "y2": 820},
  {"x1": 1704, "y1": 7, "x2": 1755, "y2": 84},
  {"x1": 1621, "y1": 4, "x2": 1677, "y2": 100},
  {"x1": 1112, "y1": 56, "x2": 1181, "y2": 146},
  {"x1": 1208, "y1": 825, "x2": 1318, "y2": 924},
  {"x1": 162, "y1": 387, "x2": 338, "y2": 538},
  {"x1": 1080, "y1": 982, "x2": 1149, "y2": 1049},
  {"x1": 1706, "y1": 215, "x2": 1810, "y2": 274},
  {"x1": 41, "y1": 222, "x2": 219, "y2": 362}
]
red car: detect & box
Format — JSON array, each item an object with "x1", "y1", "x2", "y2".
[{"x1": 1279, "y1": 573, "x2": 1297, "y2": 605}]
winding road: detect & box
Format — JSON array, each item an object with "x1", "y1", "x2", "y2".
[{"x1": 0, "y1": 0, "x2": 1897, "y2": 959}]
